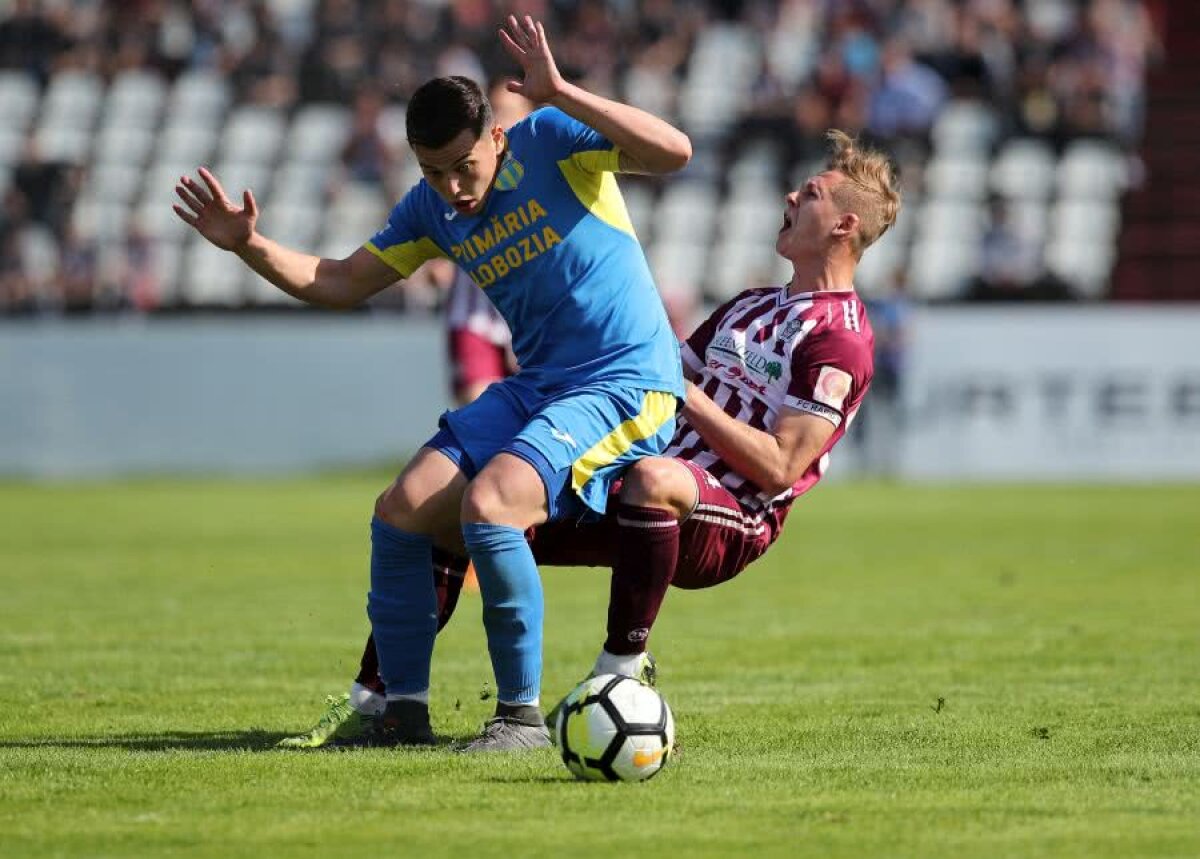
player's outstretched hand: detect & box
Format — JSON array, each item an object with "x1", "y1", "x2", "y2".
[
  {"x1": 173, "y1": 167, "x2": 258, "y2": 251},
  {"x1": 499, "y1": 14, "x2": 565, "y2": 104}
]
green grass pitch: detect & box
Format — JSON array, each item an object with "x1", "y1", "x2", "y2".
[{"x1": 1, "y1": 477, "x2": 1198, "y2": 858}]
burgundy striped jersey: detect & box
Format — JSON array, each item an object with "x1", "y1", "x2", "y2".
[
  {"x1": 445, "y1": 268, "x2": 511, "y2": 347},
  {"x1": 669, "y1": 286, "x2": 874, "y2": 540}
]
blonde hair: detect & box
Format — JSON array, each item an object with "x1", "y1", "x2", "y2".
[{"x1": 824, "y1": 129, "x2": 901, "y2": 258}]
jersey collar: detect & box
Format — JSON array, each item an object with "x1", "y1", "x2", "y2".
[{"x1": 779, "y1": 285, "x2": 856, "y2": 305}]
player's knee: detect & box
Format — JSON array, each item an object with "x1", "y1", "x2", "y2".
[
  {"x1": 374, "y1": 479, "x2": 423, "y2": 530},
  {"x1": 460, "y1": 476, "x2": 505, "y2": 524},
  {"x1": 620, "y1": 458, "x2": 690, "y2": 519},
  {"x1": 461, "y1": 467, "x2": 545, "y2": 528}
]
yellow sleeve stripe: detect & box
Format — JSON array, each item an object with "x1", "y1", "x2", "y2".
[
  {"x1": 363, "y1": 237, "x2": 447, "y2": 278},
  {"x1": 571, "y1": 391, "x2": 678, "y2": 494},
  {"x1": 557, "y1": 151, "x2": 637, "y2": 239},
  {"x1": 568, "y1": 147, "x2": 622, "y2": 174}
]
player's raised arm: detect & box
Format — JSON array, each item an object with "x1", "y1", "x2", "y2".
[
  {"x1": 681, "y1": 381, "x2": 836, "y2": 497},
  {"x1": 499, "y1": 15, "x2": 691, "y2": 175},
  {"x1": 173, "y1": 167, "x2": 398, "y2": 309}
]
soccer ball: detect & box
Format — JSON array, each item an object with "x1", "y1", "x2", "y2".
[{"x1": 554, "y1": 674, "x2": 675, "y2": 782}]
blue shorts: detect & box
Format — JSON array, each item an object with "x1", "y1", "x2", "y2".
[{"x1": 427, "y1": 375, "x2": 678, "y2": 521}]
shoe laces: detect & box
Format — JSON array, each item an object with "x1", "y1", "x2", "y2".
[
  {"x1": 478, "y1": 716, "x2": 512, "y2": 738},
  {"x1": 315, "y1": 694, "x2": 352, "y2": 728}
]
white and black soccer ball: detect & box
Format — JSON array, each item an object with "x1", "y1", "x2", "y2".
[{"x1": 554, "y1": 674, "x2": 675, "y2": 782}]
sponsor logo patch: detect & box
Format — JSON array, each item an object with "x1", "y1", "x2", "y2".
[
  {"x1": 627, "y1": 627, "x2": 650, "y2": 643},
  {"x1": 814, "y1": 366, "x2": 852, "y2": 411}
]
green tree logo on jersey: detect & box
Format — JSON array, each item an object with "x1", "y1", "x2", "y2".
[{"x1": 765, "y1": 361, "x2": 783, "y2": 382}]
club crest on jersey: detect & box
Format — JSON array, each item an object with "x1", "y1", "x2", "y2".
[
  {"x1": 493, "y1": 153, "x2": 525, "y2": 191},
  {"x1": 779, "y1": 317, "x2": 817, "y2": 343}
]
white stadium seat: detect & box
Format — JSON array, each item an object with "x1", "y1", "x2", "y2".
[
  {"x1": 150, "y1": 238, "x2": 186, "y2": 304},
  {"x1": 220, "y1": 106, "x2": 287, "y2": 165},
  {"x1": 33, "y1": 124, "x2": 91, "y2": 163},
  {"x1": 687, "y1": 23, "x2": 759, "y2": 90},
  {"x1": 619, "y1": 181, "x2": 655, "y2": 242},
  {"x1": 271, "y1": 161, "x2": 333, "y2": 206},
  {"x1": 853, "y1": 227, "x2": 906, "y2": 297},
  {"x1": 286, "y1": 105, "x2": 352, "y2": 164},
  {"x1": 907, "y1": 238, "x2": 980, "y2": 300},
  {"x1": 678, "y1": 83, "x2": 742, "y2": 136},
  {"x1": 931, "y1": 100, "x2": 997, "y2": 155},
  {"x1": 915, "y1": 200, "x2": 987, "y2": 244},
  {"x1": 650, "y1": 240, "x2": 710, "y2": 294},
  {"x1": 209, "y1": 160, "x2": 273, "y2": 204},
  {"x1": 158, "y1": 123, "x2": 219, "y2": 165},
  {"x1": 727, "y1": 140, "x2": 783, "y2": 186},
  {"x1": 1051, "y1": 199, "x2": 1121, "y2": 244},
  {"x1": 105, "y1": 70, "x2": 166, "y2": 130},
  {"x1": 924, "y1": 155, "x2": 990, "y2": 201},
  {"x1": 1046, "y1": 237, "x2": 1115, "y2": 298},
  {"x1": 721, "y1": 198, "x2": 786, "y2": 241},
  {"x1": 86, "y1": 163, "x2": 145, "y2": 204},
  {"x1": 133, "y1": 196, "x2": 191, "y2": 241},
  {"x1": 655, "y1": 182, "x2": 719, "y2": 244},
  {"x1": 0, "y1": 71, "x2": 40, "y2": 135},
  {"x1": 0, "y1": 129, "x2": 24, "y2": 166},
  {"x1": 990, "y1": 139, "x2": 1057, "y2": 200},
  {"x1": 256, "y1": 203, "x2": 322, "y2": 248},
  {"x1": 623, "y1": 65, "x2": 676, "y2": 122},
  {"x1": 708, "y1": 236, "x2": 778, "y2": 300},
  {"x1": 40, "y1": 70, "x2": 103, "y2": 131},
  {"x1": 1057, "y1": 140, "x2": 1130, "y2": 201},
  {"x1": 93, "y1": 125, "x2": 156, "y2": 167},
  {"x1": 182, "y1": 239, "x2": 248, "y2": 306},
  {"x1": 170, "y1": 71, "x2": 231, "y2": 125},
  {"x1": 70, "y1": 197, "x2": 131, "y2": 243},
  {"x1": 329, "y1": 181, "x2": 390, "y2": 235}
]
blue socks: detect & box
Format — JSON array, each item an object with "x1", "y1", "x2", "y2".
[
  {"x1": 366, "y1": 517, "x2": 543, "y2": 706},
  {"x1": 462, "y1": 522, "x2": 543, "y2": 705},
  {"x1": 366, "y1": 516, "x2": 436, "y2": 697}
]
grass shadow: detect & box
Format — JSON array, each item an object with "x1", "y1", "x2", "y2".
[{"x1": 0, "y1": 729, "x2": 290, "y2": 752}]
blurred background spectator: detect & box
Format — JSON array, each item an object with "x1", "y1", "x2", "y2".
[{"x1": 0, "y1": 0, "x2": 1167, "y2": 317}]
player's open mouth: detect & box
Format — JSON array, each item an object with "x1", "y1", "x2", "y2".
[
  {"x1": 454, "y1": 200, "x2": 477, "y2": 213},
  {"x1": 780, "y1": 212, "x2": 793, "y2": 232}
]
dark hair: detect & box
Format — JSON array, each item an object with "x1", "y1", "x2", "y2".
[{"x1": 405, "y1": 76, "x2": 493, "y2": 148}]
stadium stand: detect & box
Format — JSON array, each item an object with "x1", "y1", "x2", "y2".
[{"x1": 0, "y1": 0, "x2": 1162, "y2": 315}]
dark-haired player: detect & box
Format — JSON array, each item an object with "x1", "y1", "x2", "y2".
[
  {"x1": 174, "y1": 15, "x2": 691, "y2": 751},
  {"x1": 280, "y1": 130, "x2": 903, "y2": 747}
]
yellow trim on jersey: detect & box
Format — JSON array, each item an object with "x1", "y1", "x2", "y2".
[
  {"x1": 557, "y1": 148, "x2": 637, "y2": 239},
  {"x1": 570, "y1": 391, "x2": 677, "y2": 493},
  {"x1": 570, "y1": 148, "x2": 622, "y2": 174},
  {"x1": 364, "y1": 236, "x2": 447, "y2": 278}
]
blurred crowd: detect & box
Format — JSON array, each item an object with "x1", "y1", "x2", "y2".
[{"x1": 0, "y1": 0, "x2": 1161, "y2": 315}]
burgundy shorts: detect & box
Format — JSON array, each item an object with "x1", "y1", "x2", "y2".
[
  {"x1": 530, "y1": 459, "x2": 776, "y2": 589},
  {"x1": 447, "y1": 328, "x2": 509, "y2": 401}
]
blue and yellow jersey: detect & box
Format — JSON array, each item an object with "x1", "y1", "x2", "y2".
[{"x1": 363, "y1": 107, "x2": 683, "y2": 397}]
